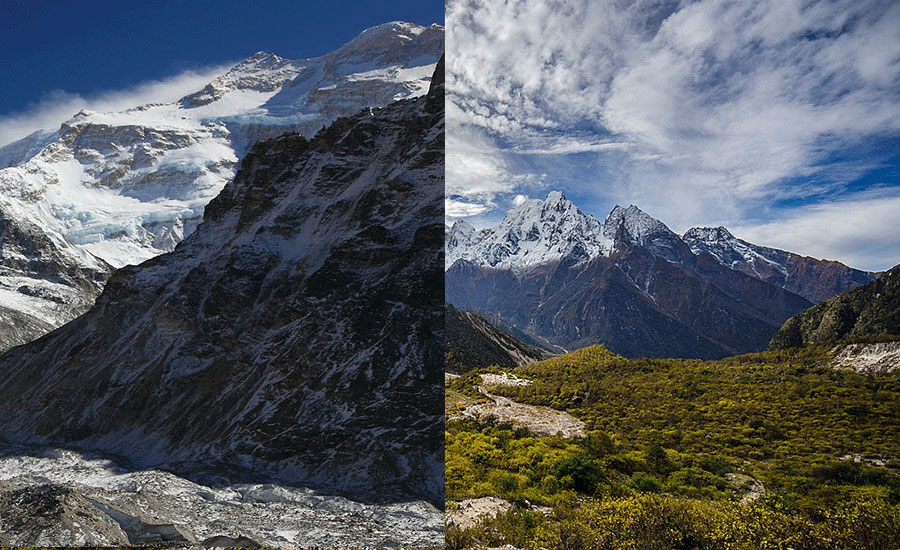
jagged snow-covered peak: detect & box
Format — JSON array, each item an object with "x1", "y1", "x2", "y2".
[
  {"x1": 446, "y1": 219, "x2": 478, "y2": 253},
  {"x1": 603, "y1": 204, "x2": 674, "y2": 244},
  {"x1": 683, "y1": 225, "x2": 790, "y2": 276},
  {"x1": 446, "y1": 191, "x2": 610, "y2": 273},
  {"x1": 180, "y1": 51, "x2": 304, "y2": 107},
  {"x1": 682, "y1": 225, "x2": 735, "y2": 243},
  {"x1": 446, "y1": 196, "x2": 692, "y2": 273},
  {"x1": 330, "y1": 21, "x2": 442, "y2": 63}
]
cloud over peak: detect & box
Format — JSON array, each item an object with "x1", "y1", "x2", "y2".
[
  {"x1": 0, "y1": 63, "x2": 234, "y2": 148},
  {"x1": 447, "y1": 0, "x2": 900, "y2": 269}
]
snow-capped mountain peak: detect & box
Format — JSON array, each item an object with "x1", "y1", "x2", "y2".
[
  {"x1": 683, "y1": 224, "x2": 791, "y2": 277},
  {"x1": 180, "y1": 51, "x2": 303, "y2": 107},
  {"x1": 603, "y1": 204, "x2": 673, "y2": 244},
  {"x1": 683, "y1": 225, "x2": 735, "y2": 244},
  {"x1": 445, "y1": 196, "x2": 693, "y2": 273},
  {"x1": 445, "y1": 191, "x2": 610, "y2": 273}
]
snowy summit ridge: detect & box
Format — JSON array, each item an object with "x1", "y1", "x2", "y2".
[{"x1": 446, "y1": 192, "x2": 682, "y2": 273}]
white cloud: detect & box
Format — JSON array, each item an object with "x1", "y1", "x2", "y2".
[
  {"x1": 733, "y1": 190, "x2": 900, "y2": 272},
  {"x1": 0, "y1": 63, "x2": 234, "y2": 147},
  {"x1": 446, "y1": 198, "x2": 492, "y2": 218},
  {"x1": 446, "y1": 0, "x2": 900, "y2": 269}
]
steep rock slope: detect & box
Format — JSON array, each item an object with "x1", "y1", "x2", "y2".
[
  {"x1": 0, "y1": 60, "x2": 445, "y2": 505},
  {"x1": 683, "y1": 226, "x2": 874, "y2": 303},
  {"x1": 0, "y1": 204, "x2": 110, "y2": 352},
  {"x1": 447, "y1": 193, "x2": 815, "y2": 358},
  {"x1": 0, "y1": 21, "x2": 442, "y2": 349},
  {"x1": 770, "y1": 264, "x2": 900, "y2": 349},
  {"x1": 445, "y1": 303, "x2": 547, "y2": 373}
]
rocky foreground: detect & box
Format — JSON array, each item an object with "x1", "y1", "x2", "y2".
[{"x1": 0, "y1": 445, "x2": 442, "y2": 547}]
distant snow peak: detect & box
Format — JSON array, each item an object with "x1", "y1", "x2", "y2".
[
  {"x1": 683, "y1": 226, "x2": 735, "y2": 243},
  {"x1": 180, "y1": 51, "x2": 302, "y2": 107},
  {"x1": 446, "y1": 190, "x2": 610, "y2": 273},
  {"x1": 445, "y1": 194, "x2": 691, "y2": 273},
  {"x1": 603, "y1": 204, "x2": 672, "y2": 244}
]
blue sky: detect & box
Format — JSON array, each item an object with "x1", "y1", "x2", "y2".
[
  {"x1": 0, "y1": 0, "x2": 443, "y2": 144},
  {"x1": 447, "y1": 0, "x2": 900, "y2": 271}
]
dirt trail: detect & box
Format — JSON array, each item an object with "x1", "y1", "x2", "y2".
[
  {"x1": 446, "y1": 497, "x2": 514, "y2": 530},
  {"x1": 452, "y1": 373, "x2": 585, "y2": 438}
]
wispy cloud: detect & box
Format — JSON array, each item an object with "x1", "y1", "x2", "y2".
[
  {"x1": 447, "y1": 0, "x2": 900, "y2": 269},
  {"x1": 733, "y1": 189, "x2": 900, "y2": 272},
  {"x1": 0, "y1": 63, "x2": 234, "y2": 147}
]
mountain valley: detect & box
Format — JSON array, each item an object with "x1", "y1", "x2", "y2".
[{"x1": 0, "y1": 46, "x2": 445, "y2": 546}]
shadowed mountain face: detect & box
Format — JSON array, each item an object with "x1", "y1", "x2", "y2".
[
  {"x1": 0, "y1": 60, "x2": 445, "y2": 505},
  {"x1": 444, "y1": 193, "x2": 870, "y2": 359},
  {"x1": 771, "y1": 264, "x2": 900, "y2": 350},
  {"x1": 445, "y1": 303, "x2": 547, "y2": 373},
  {"x1": 0, "y1": 204, "x2": 111, "y2": 353}
]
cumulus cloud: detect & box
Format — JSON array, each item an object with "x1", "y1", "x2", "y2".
[
  {"x1": 446, "y1": 0, "x2": 900, "y2": 269},
  {"x1": 0, "y1": 63, "x2": 234, "y2": 147}
]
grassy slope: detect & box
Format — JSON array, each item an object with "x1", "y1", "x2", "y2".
[
  {"x1": 771, "y1": 264, "x2": 900, "y2": 349},
  {"x1": 446, "y1": 345, "x2": 900, "y2": 549}
]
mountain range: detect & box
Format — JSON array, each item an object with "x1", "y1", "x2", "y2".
[
  {"x1": 0, "y1": 21, "x2": 443, "y2": 352},
  {"x1": 446, "y1": 192, "x2": 875, "y2": 359}
]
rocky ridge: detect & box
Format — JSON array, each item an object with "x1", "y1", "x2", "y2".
[
  {"x1": 445, "y1": 303, "x2": 547, "y2": 373},
  {"x1": 770, "y1": 263, "x2": 900, "y2": 350}
]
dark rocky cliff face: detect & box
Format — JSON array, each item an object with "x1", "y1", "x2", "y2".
[
  {"x1": 770, "y1": 264, "x2": 900, "y2": 350},
  {"x1": 0, "y1": 61, "x2": 445, "y2": 505}
]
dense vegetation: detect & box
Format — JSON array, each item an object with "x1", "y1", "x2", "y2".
[
  {"x1": 771, "y1": 264, "x2": 900, "y2": 349},
  {"x1": 446, "y1": 345, "x2": 900, "y2": 549},
  {"x1": 445, "y1": 304, "x2": 546, "y2": 373}
]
